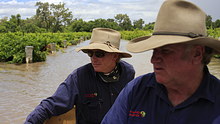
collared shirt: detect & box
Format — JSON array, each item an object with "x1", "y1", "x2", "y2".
[
  {"x1": 101, "y1": 66, "x2": 220, "y2": 124},
  {"x1": 25, "y1": 60, "x2": 135, "y2": 124}
]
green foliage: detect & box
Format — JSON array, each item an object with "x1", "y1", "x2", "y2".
[
  {"x1": 207, "y1": 28, "x2": 220, "y2": 58},
  {"x1": 115, "y1": 14, "x2": 132, "y2": 30},
  {"x1": 120, "y1": 29, "x2": 153, "y2": 40},
  {"x1": 0, "y1": 32, "x2": 91, "y2": 63},
  {"x1": 68, "y1": 19, "x2": 90, "y2": 32},
  {"x1": 0, "y1": 25, "x2": 7, "y2": 33},
  {"x1": 206, "y1": 15, "x2": 213, "y2": 29},
  {"x1": 214, "y1": 55, "x2": 220, "y2": 58},
  {"x1": 207, "y1": 28, "x2": 220, "y2": 39},
  {"x1": 214, "y1": 19, "x2": 220, "y2": 28},
  {"x1": 206, "y1": 15, "x2": 220, "y2": 29},
  {"x1": 133, "y1": 19, "x2": 144, "y2": 29},
  {"x1": 35, "y1": 2, "x2": 73, "y2": 32},
  {"x1": 67, "y1": 18, "x2": 121, "y2": 32},
  {"x1": 143, "y1": 22, "x2": 155, "y2": 30}
]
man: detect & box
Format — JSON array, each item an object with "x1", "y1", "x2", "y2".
[
  {"x1": 25, "y1": 28, "x2": 135, "y2": 124},
  {"x1": 101, "y1": 0, "x2": 220, "y2": 124}
]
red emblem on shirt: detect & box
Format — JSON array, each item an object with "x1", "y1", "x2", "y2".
[
  {"x1": 84, "y1": 93, "x2": 98, "y2": 98},
  {"x1": 129, "y1": 110, "x2": 146, "y2": 117}
]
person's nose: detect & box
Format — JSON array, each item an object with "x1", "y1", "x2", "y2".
[{"x1": 151, "y1": 50, "x2": 162, "y2": 64}]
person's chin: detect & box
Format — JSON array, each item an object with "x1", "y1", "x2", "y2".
[
  {"x1": 93, "y1": 67, "x2": 101, "y2": 72},
  {"x1": 155, "y1": 74, "x2": 166, "y2": 83}
]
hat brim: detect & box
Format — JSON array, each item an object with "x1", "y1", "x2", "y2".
[
  {"x1": 76, "y1": 43, "x2": 132, "y2": 58},
  {"x1": 127, "y1": 35, "x2": 220, "y2": 54}
]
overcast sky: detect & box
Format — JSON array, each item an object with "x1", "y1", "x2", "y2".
[{"x1": 0, "y1": 0, "x2": 219, "y2": 24}]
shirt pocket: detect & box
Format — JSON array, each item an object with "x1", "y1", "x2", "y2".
[
  {"x1": 128, "y1": 116, "x2": 152, "y2": 124},
  {"x1": 82, "y1": 98, "x2": 100, "y2": 123}
]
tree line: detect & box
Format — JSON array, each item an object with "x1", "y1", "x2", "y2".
[{"x1": 0, "y1": 2, "x2": 219, "y2": 33}]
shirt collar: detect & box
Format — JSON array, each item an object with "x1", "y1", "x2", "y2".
[
  {"x1": 90, "y1": 62, "x2": 121, "y2": 83},
  {"x1": 191, "y1": 66, "x2": 215, "y2": 103},
  {"x1": 98, "y1": 64, "x2": 120, "y2": 83}
]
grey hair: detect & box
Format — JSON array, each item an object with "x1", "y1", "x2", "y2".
[
  {"x1": 184, "y1": 44, "x2": 214, "y2": 65},
  {"x1": 202, "y1": 46, "x2": 214, "y2": 65}
]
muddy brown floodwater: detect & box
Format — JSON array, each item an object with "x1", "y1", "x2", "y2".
[{"x1": 0, "y1": 40, "x2": 219, "y2": 124}]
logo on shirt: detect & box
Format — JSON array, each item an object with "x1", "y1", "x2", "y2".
[
  {"x1": 129, "y1": 110, "x2": 146, "y2": 117},
  {"x1": 84, "y1": 93, "x2": 98, "y2": 98}
]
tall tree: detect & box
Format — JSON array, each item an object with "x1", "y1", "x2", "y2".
[
  {"x1": 21, "y1": 17, "x2": 43, "y2": 33},
  {"x1": 35, "y1": 2, "x2": 51, "y2": 31},
  {"x1": 50, "y1": 2, "x2": 73, "y2": 32},
  {"x1": 68, "y1": 19, "x2": 89, "y2": 32},
  {"x1": 35, "y1": 2, "x2": 73, "y2": 32},
  {"x1": 214, "y1": 19, "x2": 220, "y2": 28},
  {"x1": 133, "y1": 19, "x2": 144, "y2": 29},
  {"x1": 114, "y1": 14, "x2": 132, "y2": 30},
  {"x1": 143, "y1": 22, "x2": 155, "y2": 30},
  {"x1": 206, "y1": 15, "x2": 213, "y2": 29},
  {"x1": 2, "y1": 14, "x2": 22, "y2": 32},
  {"x1": 0, "y1": 17, "x2": 8, "y2": 32}
]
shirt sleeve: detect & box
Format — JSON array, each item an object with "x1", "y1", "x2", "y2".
[
  {"x1": 101, "y1": 79, "x2": 135, "y2": 124},
  {"x1": 24, "y1": 70, "x2": 79, "y2": 124}
]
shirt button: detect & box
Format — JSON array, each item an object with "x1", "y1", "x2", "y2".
[{"x1": 111, "y1": 93, "x2": 114, "y2": 96}]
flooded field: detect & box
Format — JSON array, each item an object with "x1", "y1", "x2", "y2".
[{"x1": 0, "y1": 40, "x2": 219, "y2": 124}]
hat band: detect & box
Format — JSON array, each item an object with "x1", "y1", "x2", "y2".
[
  {"x1": 104, "y1": 41, "x2": 119, "y2": 49},
  {"x1": 153, "y1": 32, "x2": 205, "y2": 38}
]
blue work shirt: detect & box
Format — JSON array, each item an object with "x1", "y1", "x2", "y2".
[
  {"x1": 25, "y1": 60, "x2": 135, "y2": 124},
  {"x1": 101, "y1": 66, "x2": 220, "y2": 124}
]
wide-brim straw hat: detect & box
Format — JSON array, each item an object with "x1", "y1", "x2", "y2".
[
  {"x1": 127, "y1": 0, "x2": 220, "y2": 54},
  {"x1": 76, "y1": 28, "x2": 132, "y2": 58}
]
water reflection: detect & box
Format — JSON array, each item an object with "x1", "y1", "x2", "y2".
[
  {"x1": 208, "y1": 58, "x2": 220, "y2": 77},
  {"x1": 0, "y1": 40, "x2": 219, "y2": 123}
]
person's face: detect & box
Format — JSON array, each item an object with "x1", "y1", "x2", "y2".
[
  {"x1": 86, "y1": 50, "x2": 119, "y2": 73},
  {"x1": 150, "y1": 43, "x2": 198, "y2": 85}
]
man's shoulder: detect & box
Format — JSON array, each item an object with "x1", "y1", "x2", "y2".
[
  {"x1": 121, "y1": 73, "x2": 157, "y2": 100},
  {"x1": 119, "y1": 60, "x2": 135, "y2": 72},
  {"x1": 210, "y1": 74, "x2": 220, "y2": 82},
  {"x1": 119, "y1": 60, "x2": 132, "y2": 67},
  {"x1": 207, "y1": 73, "x2": 220, "y2": 89},
  {"x1": 127, "y1": 73, "x2": 156, "y2": 89},
  {"x1": 76, "y1": 63, "x2": 93, "y2": 72},
  {"x1": 69, "y1": 63, "x2": 93, "y2": 76},
  {"x1": 209, "y1": 74, "x2": 220, "y2": 91}
]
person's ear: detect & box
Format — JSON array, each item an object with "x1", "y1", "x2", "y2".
[
  {"x1": 113, "y1": 53, "x2": 119, "y2": 61},
  {"x1": 193, "y1": 45, "x2": 205, "y2": 64}
]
